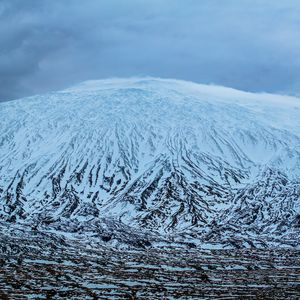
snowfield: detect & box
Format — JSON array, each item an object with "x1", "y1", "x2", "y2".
[{"x1": 0, "y1": 77, "x2": 300, "y2": 249}]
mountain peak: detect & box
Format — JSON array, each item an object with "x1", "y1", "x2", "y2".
[{"x1": 0, "y1": 77, "x2": 299, "y2": 249}]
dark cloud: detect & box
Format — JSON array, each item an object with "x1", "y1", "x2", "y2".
[{"x1": 1, "y1": 0, "x2": 300, "y2": 101}]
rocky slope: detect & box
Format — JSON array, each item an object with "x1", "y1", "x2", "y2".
[
  {"x1": 0, "y1": 78, "x2": 300, "y2": 248},
  {"x1": 1, "y1": 231, "x2": 299, "y2": 299}
]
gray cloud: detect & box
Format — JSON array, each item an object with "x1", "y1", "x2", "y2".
[{"x1": 1, "y1": 0, "x2": 300, "y2": 101}]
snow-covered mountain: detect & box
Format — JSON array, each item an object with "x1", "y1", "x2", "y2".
[{"x1": 1, "y1": 78, "x2": 300, "y2": 248}]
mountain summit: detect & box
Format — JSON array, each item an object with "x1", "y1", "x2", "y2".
[{"x1": 1, "y1": 78, "x2": 300, "y2": 248}]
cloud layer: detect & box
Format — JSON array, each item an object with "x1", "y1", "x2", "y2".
[{"x1": 1, "y1": 0, "x2": 300, "y2": 101}]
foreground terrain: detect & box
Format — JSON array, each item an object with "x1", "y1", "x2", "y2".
[{"x1": 0, "y1": 232, "x2": 299, "y2": 299}]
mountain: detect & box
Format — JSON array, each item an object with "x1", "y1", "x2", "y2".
[{"x1": 0, "y1": 77, "x2": 300, "y2": 249}]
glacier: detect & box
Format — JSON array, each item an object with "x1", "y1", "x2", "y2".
[{"x1": 0, "y1": 77, "x2": 300, "y2": 249}]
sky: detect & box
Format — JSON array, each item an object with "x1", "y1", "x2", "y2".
[{"x1": 1, "y1": 0, "x2": 300, "y2": 102}]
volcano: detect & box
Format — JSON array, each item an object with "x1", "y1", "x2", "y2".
[{"x1": 1, "y1": 77, "x2": 300, "y2": 249}]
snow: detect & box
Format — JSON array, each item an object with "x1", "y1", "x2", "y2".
[{"x1": 0, "y1": 77, "x2": 299, "y2": 248}]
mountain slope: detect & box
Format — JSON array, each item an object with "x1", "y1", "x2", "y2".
[{"x1": 0, "y1": 78, "x2": 300, "y2": 248}]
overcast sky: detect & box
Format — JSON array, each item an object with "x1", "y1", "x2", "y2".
[{"x1": 1, "y1": 0, "x2": 300, "y2": 102}]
